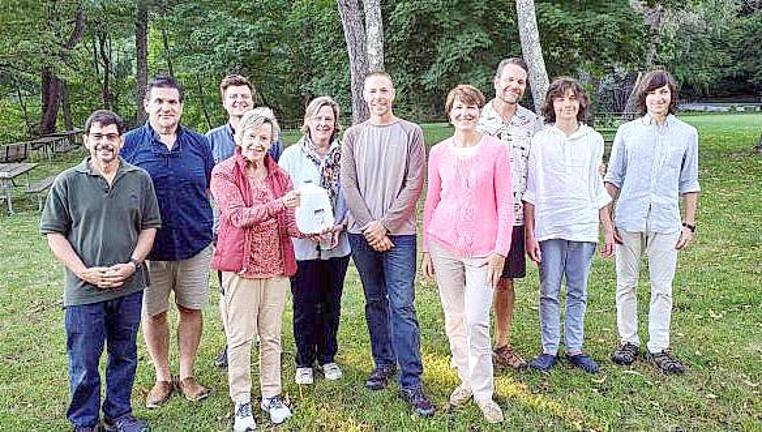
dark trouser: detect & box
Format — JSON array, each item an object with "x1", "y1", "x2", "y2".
[
  {"x1": 291, "y1": 256, "x2": 350, "y2": 368},
  {"x1": 65, "y1": 290, "x2": 143, "y2": 428},
  {"x1": 348, "y1": 233, "x2": 424, "y2": 389}
]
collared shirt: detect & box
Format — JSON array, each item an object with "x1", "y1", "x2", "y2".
[
  {"x1": 604, "y1": 114, "x2": 701, "y2": 234},
  {"x1": 206, "y1": 123, "x2": 284, "y2": 234},
  {"x1": 206, "y1": 122, "x2": 284, "y2": 164},
  {"x1": 40, "y1": 157, "x2": 162, "y2": 306},
  {"x1": 477, "y1": 100, "x2": 544, "y2": 225},
  {"x1": 278, "y1": 140, "x2": 351, "y2": 260},
  {"x1": 524, "y1": 125, "x2": 611, "y2": 243},
  {"x1": 122, "y1": 123, "x2": 214, "y2": 261}
]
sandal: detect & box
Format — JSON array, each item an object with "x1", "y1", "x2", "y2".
[
  {"x1": 646, "y1": 349, "x2": 686, "y2": 374},
  {"x1": 494, "y1": 345, "x2": 528, "y2": 370},
  {"x1": 611, "y1": 342, "x2": 639, "y2": 366}
]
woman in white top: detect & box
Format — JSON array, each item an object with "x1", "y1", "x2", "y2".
[{"x1": 278, "y1": 96, "x2": 350, "y2": 385}]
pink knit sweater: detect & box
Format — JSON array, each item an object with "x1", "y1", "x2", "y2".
[{"x1": 423, "y1": 135, "x2": 514, "y2": 257}]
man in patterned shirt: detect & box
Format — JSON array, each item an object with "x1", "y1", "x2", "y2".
[{"x1": 477, "y1": 57, "x2": 544, "y2": 370}]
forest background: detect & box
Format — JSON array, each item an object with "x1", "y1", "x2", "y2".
[{"x1": 1, "y1": 0, "x2": 761, "y2": 141}]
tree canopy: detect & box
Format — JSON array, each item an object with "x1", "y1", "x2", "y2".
[{"x1": 0, "y1": 0, "x2": 759, "y2": 142}]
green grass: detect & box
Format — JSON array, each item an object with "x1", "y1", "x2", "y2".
[{"x1": 0, "y1": 113, "x2": 760, "y2": 431}]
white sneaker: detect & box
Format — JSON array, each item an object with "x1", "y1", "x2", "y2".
[
  {"x1": 449, "y1": 383, "x2": 472, "y2": 407},
  {"x1": 260, "y1": 395, "x2": 292, "y2": 424},
  {"x1": 476, "y1": 398, "x2": 504, "y2": 423},
  {"x1": 295, "y1": 367, "x2": 314, "y2": 385},
  {"x1": 233, "y1": 401, "x2": 257, "y2": 431},
  {"x1": 321, "y1": 362, "x2": 343, "y2": 381}
]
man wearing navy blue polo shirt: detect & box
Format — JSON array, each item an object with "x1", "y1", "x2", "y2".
[{"x1": 122, "y1": 76, "x2": 215, "y2": 408}]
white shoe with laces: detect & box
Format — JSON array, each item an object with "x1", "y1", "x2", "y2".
[
  {"x1": 260, "y1": 395, "x2": 292, "y2": 424},
  {"x1": 295, "y1": 367, "x2": 314, "y2": 385},
  {"x1": 321, "y1": 362, "x2": 343, "y2": 381},
  {"x1": 477, "y1": 398, "x2": 504, "y2": 423},
  {"x1": 233, "y1": 401, "x2": 257, "y2": 431},
  {"x1": 449, "y1": 383, "x2": 472, "y2": 407}
]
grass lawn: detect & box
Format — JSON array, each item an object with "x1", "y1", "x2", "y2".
[{"x1": 0, "y1": 113, "x2": 760, "y2": 431}]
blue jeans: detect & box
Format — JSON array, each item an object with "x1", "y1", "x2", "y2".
[
  {"x1": 538, "y1": 240, "x2": 597, "y2": 356},
  {"x1": 348, "y1": 234, "x2": 423, "y2": 389},
  {"x1": 65, "y1": 290, "x2": 143, "y2": 428}
]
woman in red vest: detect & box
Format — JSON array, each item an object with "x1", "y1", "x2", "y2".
[{"x1": 210, "y1": 107, "x2": 301, "y2": 431}]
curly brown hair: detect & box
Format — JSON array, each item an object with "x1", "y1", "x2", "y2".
[
  {"x1": 540, "y1": 77, "x2": 590, "y2": 124},
  {"x1": 219, "y1": 74, "x2": 254, "y2": 100},
  {"x1": 635, "y1": 69, "x2": 678, "y2": 116}
]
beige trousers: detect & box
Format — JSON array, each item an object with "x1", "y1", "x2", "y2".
[
  {"x1": 220, "y1": 272, "x2": 288, "y2": 403},
  {"x1": 615, "y1": 229, "x2": 680, "y2": 353},
  {"x1": 430, "y1": 241, "x2": 495, "y2": 402}
]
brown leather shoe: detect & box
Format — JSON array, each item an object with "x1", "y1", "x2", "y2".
[
  {"x1": 146, "y1": 380, "x2": 174, "y2": 408},
  {"x1": 494, "y1": 345, "x2": 528, "y2": 370},
  {"x1": 177, "y1": 376, "x2": 210, "y2": 402}
]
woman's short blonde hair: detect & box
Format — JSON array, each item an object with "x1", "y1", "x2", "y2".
[
  {"x1": 236, "y1": 107, "x2": 280, "y2": 145},
  {"x1": 300, "y1": 96, "x2": 341, "y2": 143}
]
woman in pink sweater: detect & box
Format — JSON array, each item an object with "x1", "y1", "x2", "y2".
[{"x1": 422, "y1": 85, "x2": 513, "y2": 423}]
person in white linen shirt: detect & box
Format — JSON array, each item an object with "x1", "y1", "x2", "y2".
[{"x1": 523, "y1": 77, "x2": 615, "y2": 374}]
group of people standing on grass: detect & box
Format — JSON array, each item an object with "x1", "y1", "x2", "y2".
[{"x1": 41, "y1": 56, "x2": 700, "y2": 432}]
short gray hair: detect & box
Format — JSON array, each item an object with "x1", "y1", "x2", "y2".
[{"x1": 236, "y1": 107, "x2": 280, "y2": 145}]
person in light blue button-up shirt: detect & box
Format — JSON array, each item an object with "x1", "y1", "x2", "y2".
[{"x1": 604, "y1": 70, "x2": 700, "y2": 375}]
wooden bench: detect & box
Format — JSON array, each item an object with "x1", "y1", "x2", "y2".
[
  {"x1": 25, "y1": 175, "x2": 57, "y2": 211},
  {"x1": 0, "y1": 142, "x2": 30, "y2": 163}
]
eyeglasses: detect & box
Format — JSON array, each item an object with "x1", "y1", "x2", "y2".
[{"x1": 88, "y1": 133, "x2": 120, "y2": 142}]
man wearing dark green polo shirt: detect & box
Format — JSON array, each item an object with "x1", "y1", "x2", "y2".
[{"x1": 41, "y1": 110, "x2": 161, "y2": 432}]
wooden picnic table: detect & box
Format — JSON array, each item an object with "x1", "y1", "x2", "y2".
[
  {"x1": 0, "y1": 162, "x2": 38, "y2": 214},
  {"x1": 29, "y1": 136, "x2": 69, "y2": 160}
]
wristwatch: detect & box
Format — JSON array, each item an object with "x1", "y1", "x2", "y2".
[
  {"x1": 682, "y1": 222, "x2": 696, "y2": 232},
  {"x1": 129, "y1": 257, "x2": 143, "y2": 270}
]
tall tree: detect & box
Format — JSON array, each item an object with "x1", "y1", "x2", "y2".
[
  {"x1": 363, "y1": 0, "x2": 384, "y2": 71},
  {"x1": 135, "y1": 0, "x2": 149, "y2": 124},
  {"x1": 337, "y1": 0, "x2": 369, "y2": 124},
  {"x1": 516, "y1": 0, "x2": 549, "y2": 112},
  {"x1": 624, "y1": 1, "x2": 667, "y2": 113},
  {"x1": 40, "y1": 3, "x2": 86, "y2": 134}
]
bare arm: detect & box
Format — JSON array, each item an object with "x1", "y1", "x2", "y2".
[
  {"x1": 676, "y1": 192, "x2": 699, "y2": 250},
  {"x1": 524, "y1": 202, "x2": 541, "y2": 264}
]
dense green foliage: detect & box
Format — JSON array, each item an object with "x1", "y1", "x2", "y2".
[
  {"x1": 0, "y1": 113, "x2": 760, "y2": 430},
  {"x1": 0, "y1": 1, "x2": 760, "y2": 141}
]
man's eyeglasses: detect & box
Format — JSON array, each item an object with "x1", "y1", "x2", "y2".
[{"x1": 88, "y1": 133, "x2": 120, "y2": 142}]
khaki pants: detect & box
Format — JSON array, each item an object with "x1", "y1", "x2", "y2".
[
  {"x1": 220, "y1": 272, "x2": 288, "y2": 403},
  {"x1": 615, "y1": 229, "x2": 680, "y2": 353},
  {"x1": 429, "y1": 241, "x2": 494, "y2": 402}
]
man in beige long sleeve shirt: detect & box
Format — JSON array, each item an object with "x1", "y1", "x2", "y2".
[{"x1": 341, "y1": 71, "x2": 434, "y2": 417}]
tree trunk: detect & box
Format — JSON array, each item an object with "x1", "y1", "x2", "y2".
[
  {"x1": 60, "y1": 80, "x2": 74, "y2": 130},
  {"x1": 15, "y1": 81, "x2": 34, "y2": 136},
  {"x1": 337, "y1": 0, "x2": 370, "y2": 124},
  {"x1": 40, "y1": 67, "x2": 61, "y2": 134},
  {"x1": 39, "y1": 4, "x2": 85, "y2": 135},
  {"x1": 624, "y1": 1, "x2": 666, "y2": 113},
  {"x1": 757, "y1": 131, "x2": 762, "y2": 154},
  {"x1": 135, "y1": 1, "x2": 149, "y2": 123},
  {"x1": 161, "y1": 27, "x2": 174, "y2": 77},
  {"x1": 195, "y1": 73, "x2": 213, "y2": 131},
  {"x1": 363, "y1": 0, "x2": 384, "y2": 72},
  {"x1": 98, "y1": 32, "x2": 113, "y2": 110},
  {"x1": 516, "y1": 0, "x2": 550, "y2": 113}
]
